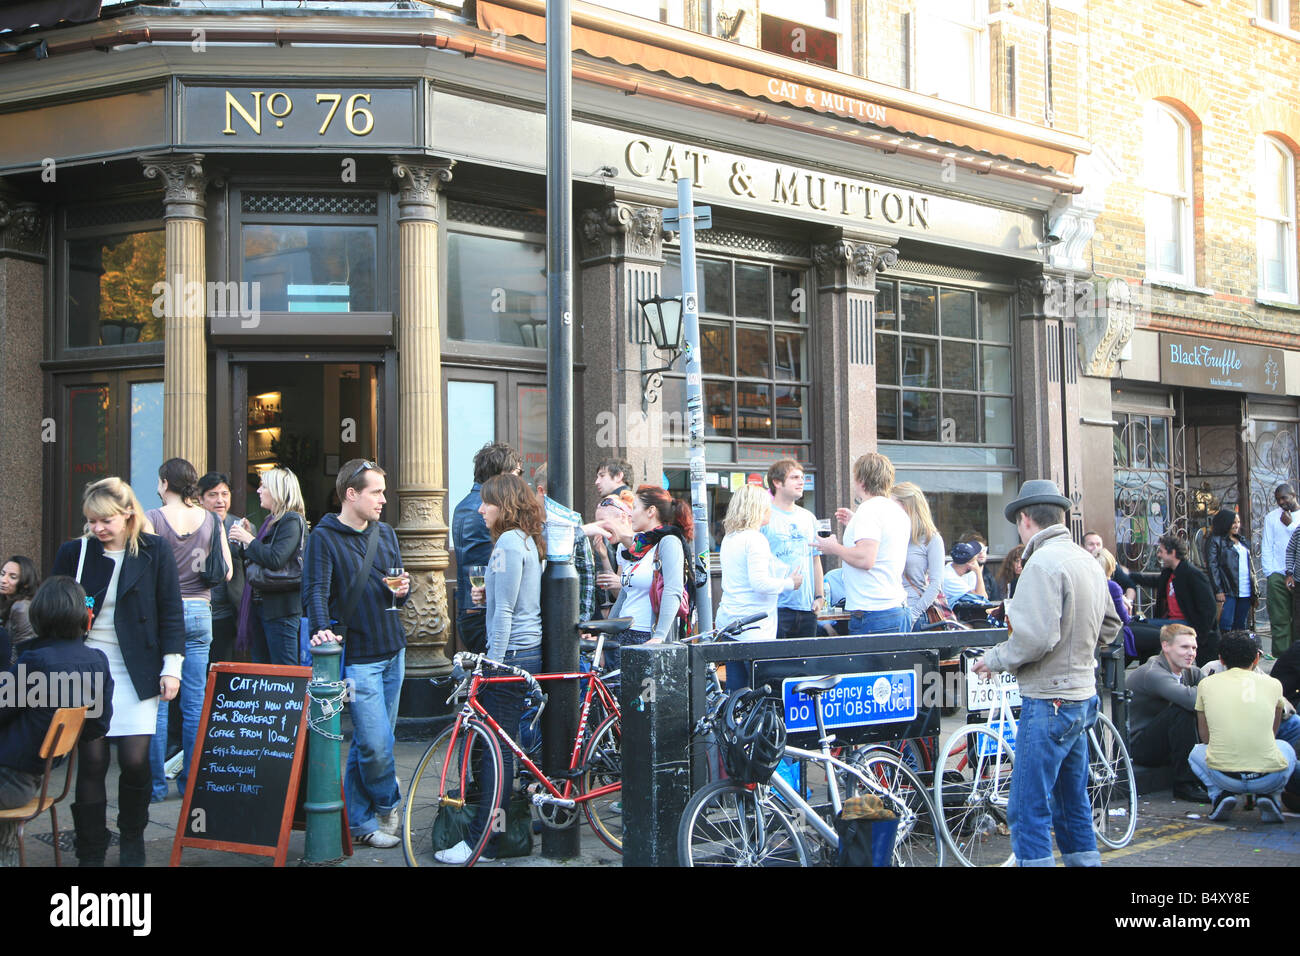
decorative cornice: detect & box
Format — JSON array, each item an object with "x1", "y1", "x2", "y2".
[
  {"x1": 579, "y1": 201, "x2": 664, "y2": 263},
  {"x1": 812, "y1": 238, "x2": 896, "y2": 291},
  {"x1": 391, "y1": 157, "x2": 455, "y2": 220},
  {"x1": 0, "y1": 198, "x2": 47, "y2": 257},
  {"x1": 139, "y1": 154, "x2": 207, "y2": 219}
]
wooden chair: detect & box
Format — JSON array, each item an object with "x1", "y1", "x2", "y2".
[{"x1": 0, "y1": 707, "x2": 87, "y2": 867}]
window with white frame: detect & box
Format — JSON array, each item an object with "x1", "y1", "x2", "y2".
[
  {"x1": 1144, "y1": 102, "x2": 1195, "y2": 284},
  {"x1": 593, "y1": 0, "x2": 684, "y2": 27},
  {"x1": 1257, "y1": 0, "x2": 1290, "y2": 26},
  {"x1": 914, "y1": 0, "x2": 988, "y2": 109},
  {"x1": 756, "y1": 0, "x2": 849, "y2": 71},
  {"x1": 1258, "y1": 135, "x2": 1297, "y2": 302}
]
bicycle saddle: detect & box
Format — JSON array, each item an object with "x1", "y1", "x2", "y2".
[
  {"x1": 793, "y1": 675, "x2": 841, "y2": 696},
  {"x1": 578, "y1": 617, "x2": 634, "y2": 635}
]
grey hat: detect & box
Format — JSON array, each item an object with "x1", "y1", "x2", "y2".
[{"x1": 1004, "y1": 479, "x2": 1072, "y2": 523}]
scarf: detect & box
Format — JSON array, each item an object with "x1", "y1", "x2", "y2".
[
  {"x1": 235, "y1": 513, "x2": 275, "y2": 653},
  {"x1": 620, "y1": 524, "x2": 687, "y2": 563}
]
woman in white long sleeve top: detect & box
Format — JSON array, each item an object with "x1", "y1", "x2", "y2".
[{"x1": 717, "y1": 486, "x2": 802, "y2": 686}]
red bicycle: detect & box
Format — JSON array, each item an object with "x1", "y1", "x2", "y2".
[{"x1": 402, "y1": 620, "x2": 627, "y2": 867}]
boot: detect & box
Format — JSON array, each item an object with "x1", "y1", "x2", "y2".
[
  {"x1": 117, "y1": 781, "x2": 151, "y2": 867},
  {"x1": 71, "y1": 802, "x2": 109, "y2": 867}
]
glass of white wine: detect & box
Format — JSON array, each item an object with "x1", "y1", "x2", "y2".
[
  {"x1": 467, "y1": 566, "x2": 487, "y2": 607},
  {"x1": 384, "y1": 566, "x2": 405, "y2": 612}
]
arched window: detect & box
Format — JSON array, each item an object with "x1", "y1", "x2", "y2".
[
  {"x1": 1144, "y1": 102, "x2": 1195, "y2": 283},
  {"x1": 1257, "y1": 135, "x2": 1297, "y2": 302}
]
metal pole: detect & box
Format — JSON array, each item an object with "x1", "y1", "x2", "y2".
[
  {"x1": 677, "y1": 176, "x2": 714, "y2": 634},
  {"x1": 542, "y1": 0, "x2": 580, "y2": 859},
  {"x1": 304, "y1": 642, "x2": 344, "y2": 865}
]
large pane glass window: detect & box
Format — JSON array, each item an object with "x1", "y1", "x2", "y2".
[
  {"x1": 915, "y1": 0, "x2": 988, "y2": 109},
  {"x1": 67, "y1": 230, "x2": 166, "y2": 348},
  {"x1": 1257, "y1": 136, "x2": 1297, "y2": 302},
  {"x1": 877, "y1": 278, "x2": 1018, "y2": 554},
  {"x1": 1144, "y1": 102, "x2": 1195, "y2": 284},
  {"x1": 446, "y1": 232, "x2": 547, "y2": 348},
  {"x1": 758, "y1": 0, "x2": 847, "y2": 70},
  {"x1": 243, "y1": 224, "x2": 377, "y2": 312}
]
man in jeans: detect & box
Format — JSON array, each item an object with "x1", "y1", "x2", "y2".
[
  {"x1": 975, "y1": 479, "x2": 1122, "y2": 866},
  {"x1": 304, "y1": 459, "x2": 410, "y2": 849},
  {"x1": 761, "y1": 458, "x2": 824, "y2": 639}
]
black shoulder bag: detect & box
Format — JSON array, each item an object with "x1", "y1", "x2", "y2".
[{"x1": 335, "y1": 521, "x2": 382, "y2": 641}]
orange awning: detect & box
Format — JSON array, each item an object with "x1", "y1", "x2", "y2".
[{"x1": 477, "y1": 0, "x2": 1078, "y2": 174}]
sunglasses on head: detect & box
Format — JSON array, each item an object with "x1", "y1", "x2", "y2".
[{"x1": 349, "y1": 460, "x2": 377, "y2": 483}]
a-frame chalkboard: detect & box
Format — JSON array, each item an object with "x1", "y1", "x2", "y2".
[{"x1": 170, "y1": 662, "x2": 312, "y2": 866}]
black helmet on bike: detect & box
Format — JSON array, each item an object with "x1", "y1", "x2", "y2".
[{"x1": 721, "y1": 690, "x2": 786, "y2": 785}]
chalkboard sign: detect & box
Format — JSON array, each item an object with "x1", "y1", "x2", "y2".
[{"x1": 170, "y1": 662, "x2": 312, "y2": 866}]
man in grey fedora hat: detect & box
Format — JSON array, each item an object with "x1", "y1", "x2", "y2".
[{"x1": 974, "y1": 478, "x2": 1122, "y2": 866}]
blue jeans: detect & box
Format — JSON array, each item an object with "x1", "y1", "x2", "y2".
[
  {"x1": 1006, "y1": 695, "x2": 1099, "y2": 867},
  {"x1": 1219, "y1": 595, "x2": 1250, "y2": 631},
  {"x1": 151, "y1": 599, "x2": 212, "y2": 798},
  {"x1": 344, "y1": 648, "x2": 405, "y2": 837},
  {"x1": 847, "y1": 606, "x2": 911, "y2": 635},
  {"x1": 470, "y1": 645, "x2": 543, "y2": 848},
  {"x1": 1189, "y1": 740, "x2": 1296, "y2": 802},
  {"x1": 256, "y1": 606, "x2": 302, "y2": 667}
]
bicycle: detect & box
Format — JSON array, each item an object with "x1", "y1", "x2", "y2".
[
  {"x1": 932, "y1": 650, "x2": 1137, "y2": 866},
  {"x1": 677, "y1": 637, "x2": 945, "y2": 867},
  {"x1": 401, "y1": 623, "x2": 626, "y2": 867}
]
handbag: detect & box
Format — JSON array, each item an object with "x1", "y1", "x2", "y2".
[
  {"x1": 429, "y1": 789, "x2": 533, "y2": 859},
  {"x1": 648, "y1": 545, "x2": 691, "y2": 628},
  {"x1": 200, "y1": 510, "x2": 229, "y2": 588},
  {"x1": 246, "y1": 515, "x2": 305, "y2": 594}
]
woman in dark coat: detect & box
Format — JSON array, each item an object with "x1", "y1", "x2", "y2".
[
  {"x1": 1205, "y1": 507, "x2": 1256, "y2": 632},
  {"x1": 50, "y1": 477, "x2": 185, "y2": 866}
]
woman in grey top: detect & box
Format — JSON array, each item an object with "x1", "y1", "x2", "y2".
[
  {"x1": 438, "y1": 473, "x2": 543, "y2": 865},
  {"x1": 891, "y1": 483, "x2": 945, "y2": 627}
]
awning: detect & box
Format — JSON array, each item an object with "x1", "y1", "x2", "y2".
[
  {"x1": 0, "y1": 0, "x2": 101, "y2": 34},
  {"x1": 476, "y1": 0, "x2": 1079, "y2": 174}
]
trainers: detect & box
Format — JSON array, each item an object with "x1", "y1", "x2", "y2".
[
  {"x1": 378, "y1": 808, "x2": 401, "y2": 836},
  {"x1": 356, "y1": 829, "x2": 401, "y2": 849},
  {"x1": 1209, "y1": 792, "x2": 1238, "y2": 822},
  {"x1": 434, "y1": 840, "x2": 474, "y2": 865},
  {"x1": 1258, "y1": 794, "x2": 1284, "y2": 824}
]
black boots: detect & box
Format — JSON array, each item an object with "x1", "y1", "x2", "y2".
[
  {"x1": 71, "y1": 801, "x2": 109, "y2": 867},
  {"x1": 117, "y1": 780, "x2": 151, "y2": 867}
]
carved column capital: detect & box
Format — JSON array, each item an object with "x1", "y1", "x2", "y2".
[
  {"x1": 579, "y1": 201, "x2": 664, "y2": 263},
  {"x1": 140, "y1": 154, "x2": 207, "y2": 219},
  {"x1": 0, "y1": 198, "x2": 47, "y2": 257},
  {"x1": 391, "y1": 157, "x2": 455, "y2": 222},
  {"x1": 813, "y1": 238, "x2": 896, "y2": 292},
  {"x1": 1078, "y1": 277, "x2": 1138, "y2": 378}
]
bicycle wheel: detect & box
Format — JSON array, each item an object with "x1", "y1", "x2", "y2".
[
  {"x1": 402, "y1": 717, "x2": 504, "y2": 867},
  {"x1": 580, "y1": 713, "x2": 623, "y2": 853},
  {"x1": 851, "y1": 752, "x2": 945, "y2": 867},
  {"x1": 1088, "y1": 712, "x2": 1137, "y2": 849},
  {"x1": 933, "y1": 723, "x2": 1015, "y2": 867},
  {"x1": 678, "y1": 780, "x2": 808, "y2": 867}
]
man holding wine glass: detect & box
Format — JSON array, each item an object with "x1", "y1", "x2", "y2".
[
  {"x1": 302, "y1": 458, "x2": 410, "y2": 849},
  {"x1": 761, "y1": 458, "x2": 826, "y2": 639}
]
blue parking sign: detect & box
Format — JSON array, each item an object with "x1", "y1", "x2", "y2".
[{"x1": 781, "y1": 670, "x2": 918, "y2": 735}]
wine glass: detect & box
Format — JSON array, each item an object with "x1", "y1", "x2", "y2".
[
  {"x1": 816, "y1": 518, "x2": 833, "y2": 538},
  {"x1": 384, "y1": 566, "x2": 405, "y2": 612},
  {"x1": 466, "y1": 566, "x2": 487, "y2": 607}
]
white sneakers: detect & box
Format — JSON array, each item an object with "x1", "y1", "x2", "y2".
[
  {"x1": 1258, "y1": 794, "x2": 1284, "y2": 824},
  {"x1": 378, "y1": 808, "x2": 401, "y2": 836},
  {"x1": 356, "y1": 830, "x2": 401, "y2": 848},
  {"x1": 434, "y1": 840, "x2": 474, "y2": 865}
]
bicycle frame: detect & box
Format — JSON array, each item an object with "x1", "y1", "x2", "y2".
[{"x1": 442, "y1": 662, "x2": 620, "y2": 808}]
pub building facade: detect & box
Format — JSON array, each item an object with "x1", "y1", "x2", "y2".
[{"x1": 1, "y1": 0, "x2": 1119, "y2": 705}]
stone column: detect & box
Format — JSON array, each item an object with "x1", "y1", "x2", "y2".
[
  {"x1": 141, "y1": 154, "x2": 208, "y2": 473},
  {"x1": 0, "y1": 198, "x2": 48, "y2": 566},
  {"x1": 811, "y1": 235, "x2": 897, "y2": 513},
  {"x1": 391, "y1": 156, "x2": 456, "y2": 681},
  {"x1": 578, "y1": 199, "x2": 666, "y2": 497}
]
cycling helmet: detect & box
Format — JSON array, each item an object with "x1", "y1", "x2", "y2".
[{"x1": 721, "y1": 689, "x2": 787, "y2": 785}]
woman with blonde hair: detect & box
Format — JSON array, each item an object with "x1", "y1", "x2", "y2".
[
  {"x1": 891, "y1": 482, "x2": 945, "y2": 627},
  {"x1": 50, "y1": 476, "x2": 185, "y2": 866},
  {"x1": 716, "y1": 485, "x2": 803, "y2": 686},
  {"x1": 1096, "y1": 546, "x2": 1137, "y2": 661},
  {"x1": 230, "y1": 467, "x2": 308, "y2": 668}
]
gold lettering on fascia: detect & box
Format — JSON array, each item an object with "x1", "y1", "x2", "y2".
[
  {"x1": 624, "y1": 139, "x2": 931, "y2": 230},
  {"x1": 222, "y1": 90, "x2": 376, "y2": 136}
]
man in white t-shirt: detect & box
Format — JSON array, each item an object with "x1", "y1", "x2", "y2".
[
  {"x1": 1263, "y1": 483, "x2": 1299, "y2": 655},
  {"x1": 942, "y1": 541, "x2": 988, "y2": 606},
  {"x1": 761, "y1": 458, "x2": 825, "y2": 639},
  {"x1": 812, "y1": 452, "x2": 910, "y2": 634}
]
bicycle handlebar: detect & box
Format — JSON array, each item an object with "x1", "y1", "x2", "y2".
[{"x1": 452, "y1": 652, "x2": 549, "y2": 719}]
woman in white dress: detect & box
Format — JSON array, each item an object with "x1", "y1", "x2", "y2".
[
  {"x1": 716, "y1": 485, "x2": 802, "y2": 688},
  {"x1": 51, "y1": 477, "x2": 185, "y2": 867}
]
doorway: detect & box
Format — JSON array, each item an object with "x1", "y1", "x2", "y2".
[{"x1": 227, "y1": 358, "x2": 384, "y2": 527}]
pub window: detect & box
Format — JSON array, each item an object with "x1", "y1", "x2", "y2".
[
  {"x1": 446, "y1": 231, "x2": 548, "y2": 349},
  {"x1": 235, "y1": 190, "x2": 385, "y2": 315},
  {"x1": 876, "y1": 279, "x2": 1019, "y2": 553},
  {"x1": 758, "y1": 0, "x2": 847, "y2": 71},
  {"x1": 1143, "y1": 101, "x2": 1196, "y2": 285},
  {"x1": 60, "y1": 201, "x2": 166, "y2": 354},
  {"x1": 661, "y1": 251, "x2": 816, "y2": 546},
  {"x1": 1257, "y1": 135, "x2": 1297, "y2": 303},
  {"x1": 914, "y1": 0, "x2": 989, "y2": 109}
]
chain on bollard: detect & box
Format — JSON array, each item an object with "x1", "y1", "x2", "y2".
[
  {"x1": 307, "y1": 679, "x2": 350, "y2": 741},
  {"x1": 303, "y1": 642, "x2": 347, "y2": 866}
]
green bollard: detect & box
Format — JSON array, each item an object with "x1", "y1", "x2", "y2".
[{"x1": 304, "y1": 642, "x2": 346, "y2": 865}]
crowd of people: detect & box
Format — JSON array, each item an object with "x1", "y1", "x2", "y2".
[{"x1": 3, "y1": 440, "x2": 1299, "y2": 867}]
